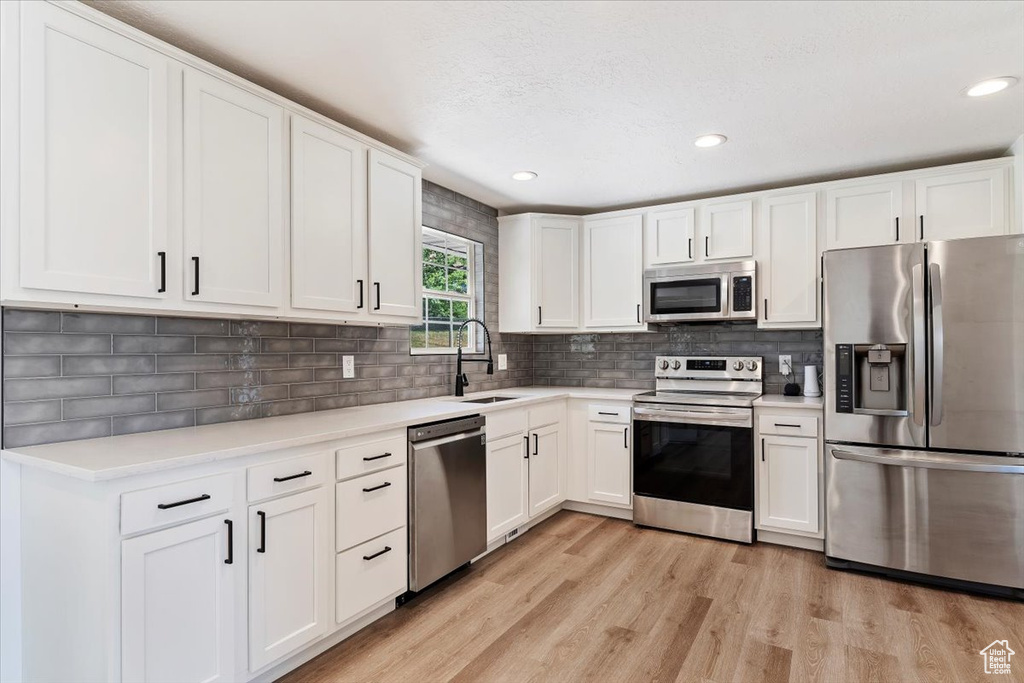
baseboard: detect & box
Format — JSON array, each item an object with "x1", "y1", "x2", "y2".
[
  {"x1": 250, "y1": 594, "x2": 399, "y2": 682},
  {"x1": 756, "y1": 528, "x2": 824, "y2": 551},
  {"x1": 562, "y1": 499, "x2": 633, "y2": 520}
]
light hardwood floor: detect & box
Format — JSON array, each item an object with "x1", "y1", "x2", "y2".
[{"x1": 281, "y1": 512, "x2": 1024, "y2": 682}]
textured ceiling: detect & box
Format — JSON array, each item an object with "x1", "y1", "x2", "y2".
[{"x1": 87, "y1": 0, "x2": 1024, "y2": 213}]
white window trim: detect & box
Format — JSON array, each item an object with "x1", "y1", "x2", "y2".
[{"x1": 411, "y1": 227, "x2": 481, "y2": 355}]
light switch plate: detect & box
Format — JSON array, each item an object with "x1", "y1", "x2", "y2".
[
  {"x1": 498, "y1": 354, "x2": 508, "y2": 371},
  {"x1": 342, "y1": 355, "x2": 355, "y2": 378},
  {"x1": 779, "y1": 355, "x2": 792, "y2": 377}
]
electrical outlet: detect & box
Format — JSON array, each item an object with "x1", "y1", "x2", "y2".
[
  {"x1": 779, "y1": 355, "x2": 792, "y2": 377},
  {"x1": 498, "y1": 354, "x2": 508, "y2": 371},
  {"x1": 342, "y1": 355, "x2": 355, "y2": 378}
]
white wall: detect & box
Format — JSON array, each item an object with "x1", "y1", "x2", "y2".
[{"x1": 1009, "y1": 134, "x2": 1023, "y2": 232}]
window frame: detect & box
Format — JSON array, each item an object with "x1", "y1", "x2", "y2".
[{"x1": 411, "y1": 226, "x2": 481, "y2": 355}]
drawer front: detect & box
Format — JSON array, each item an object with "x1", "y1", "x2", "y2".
[
  {"x1": 588, "y1": 403, "x2": 631, "y2": 424},
  {"x1": 248, "y1": 451, "x2": 329, "y2": 503},
  {"x1": 529, "y1": 400, "x2": 565, "y2": 429},
  {"x1": 336, "y1": 465, "x2": 407, "y2": 551},
  {"x1": 336, "y1": 527, "x2": 407, "y2": 624},
  {"x1": 758, "y1": 414, "x2": 818, "y2": 438},
  {"x1": 486, "y1": 407, "x2": 527, "y2": 440},
  {"x1": 335, "y1": 432, "x2": 407, "y2": 481},
  {"x1": 121, "y1": 473, "x2": 235, "y2": 536}
]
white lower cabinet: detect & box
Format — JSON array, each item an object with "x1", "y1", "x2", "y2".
[
  {"x1": 248, "y1": 486, "x2": 331, "y2": 672},
  {"x1": 486, "y1": 433, "x2": 530, "y2": 542},
  {"x1": 335, "y1": 527, "x2": 407, "y2": 625},
  {"x1": 586, "y1": 421, "x2": 631, "y2": 507},
  {"x1": 754, "y1": 406, "x2": 823, "y2": 542},
  {"x1": 528, "y1": 422, "x2": 565, "y2": 517},
  {"x1": 122, "y1": 515, "x2": 238, "y2": 683}
]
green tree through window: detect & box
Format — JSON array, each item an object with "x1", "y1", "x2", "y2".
[{"x1": 411, "y1": 227, "x2": 480, "y2": 353}]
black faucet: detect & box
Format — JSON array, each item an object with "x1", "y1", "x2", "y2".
[{"x1": 454, "y1": 318, "x2": 494, "y2": 397}]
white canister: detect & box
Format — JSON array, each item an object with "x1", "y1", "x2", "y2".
[{"x1": 803, "y1": 365, "x2": 821, "y2": 397}]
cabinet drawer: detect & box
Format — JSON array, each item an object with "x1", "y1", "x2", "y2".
[
  {"x1": 121, "y1": 473, "x2": 235, "y2": 536},
  {"x1": 588, "y1": 404, "x2": 631, "y2": 424},
  {"x1": 248, "y1": 452, "x2": 328, "y2": 503},
  {"x1": 336, "y1": 527, "x2": 407, "y2": 624},
  {"x1": 529, "y1": 401, "x2": 565, "y2": 429},
  {"x1": 336, "y1": 466, "x2": 407, "y2": 551},
  {"x1": 758, "y1": 414, "x2": 818, "y2": 437},
  {"x1": 487, "y1": 408, "x2": 527, "y2": 440},
  {"x1": 335, "y1": 432, "x2": 407, "y2": 481}
]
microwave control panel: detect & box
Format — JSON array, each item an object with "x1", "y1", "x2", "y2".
[{"x1": 732, "y1": 276, "x2": 752, "y2": 312}]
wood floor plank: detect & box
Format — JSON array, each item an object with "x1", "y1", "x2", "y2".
[{"x1": 279, "y1": 511, "x2": 1022, "y2": 683}]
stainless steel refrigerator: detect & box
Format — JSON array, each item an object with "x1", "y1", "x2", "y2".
[{"x1": 823, "y1": 234, "x2": 1024, "y2": 597}]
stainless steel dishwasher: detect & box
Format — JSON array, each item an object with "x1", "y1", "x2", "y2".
[{"x1": 407, "y1": 414, "x2": 487, "y2": 592}]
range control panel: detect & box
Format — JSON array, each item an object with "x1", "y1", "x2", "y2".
[
  {"x1": 732, "y1": 276, "x2": 753, "y2": 312},
  {"x1": 655, "y1": 356, "x2": 763, "y2": 381}
]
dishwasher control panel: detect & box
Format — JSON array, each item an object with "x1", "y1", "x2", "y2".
[{"x1": 408, "y1": 414, "x2": 486, "y2": 443}]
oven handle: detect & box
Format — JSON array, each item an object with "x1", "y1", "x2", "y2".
[
  {"x1": 632, "y1": 406, "x2": 752, "y2": 427},
  {"x1": 830, "y1": 447, "x2": 1024, "y2": 474}
]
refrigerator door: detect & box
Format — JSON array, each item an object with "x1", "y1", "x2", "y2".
[
  {"x1": 825, "y1": 444, "x2": 1024, "y2": 591},
  {"x1": 823, "y1": 243, "x2": 927, "y2": 448},
  {"x1": 927, "y1": 235, "x2": 1024, "y2": 454}
]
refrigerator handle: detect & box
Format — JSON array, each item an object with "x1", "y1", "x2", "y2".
[
  {"x1": 911, "y1": 262, "x2": 926, "y2": 427},
  {"x1": 929, "y1": 263, "x2": 944, "y2": 426}
]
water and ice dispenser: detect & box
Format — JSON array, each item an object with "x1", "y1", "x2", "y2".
[{"x1": 834, "y1": 343, "x2": 907, "y2": 414}]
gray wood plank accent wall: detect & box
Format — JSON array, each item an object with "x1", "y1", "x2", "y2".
[{"x1": 2, "y1": 181, "x2": 823, "y2": 448}]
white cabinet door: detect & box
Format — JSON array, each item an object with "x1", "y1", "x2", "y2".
[
  {"x1": 367, "y1": 149, "x2": 422, "y2": 319},
  {"x1": 915, "y1": 168, "x2": 1007, "y2": 241},
  {"x1": 533, "y1": 217, "x2": 580, "y2": 329},
  {"x1": 586, "y1": 422, "x2": 631, "y2": 506},
  {"x1": 486, "y1": 433, "x2": 529, "y2": 542},
  {"x1": 759, "y1": 192, "x2": 818, "y2": 327},
  {"x1": 644, "y1": 207, "x2": 695, "y2": 266},
  {"x1": 528, "y1": 422, "x2": 564, "y2": 517},
  {"x1": 122, "y1": 516, "x2": 236, "y2": 683},
  {"x1": 700, "y1": 200, "x2": 753, "y2": 260},
  {"x1": 183, "y1": 69, "x2": 285, "y2": 308},
  {"x1": 19, "y1": 3, "x2": 170, "y2": 299},
  {"x1": 758, "y1": 435, "x2": 818, "y2": 534},
  {"x1": 583, "y1": 215, "x2": 643, "y2": 328},
  {"x1": 825, "y1": 181, "x2": 902, "y2": 249},
  {"x1": 248, "y1": 487, "x2": 330, "y2": 672},
  {"x1": 290, "y1": 116, "x2": 367, "y2": 313}
]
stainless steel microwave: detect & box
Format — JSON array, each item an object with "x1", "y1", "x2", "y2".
[{"x1": 643, "y1": 261, "x2": 756, "y2": 323}]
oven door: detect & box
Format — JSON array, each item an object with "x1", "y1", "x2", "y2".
[
  {"x1": 632, "y1": 405, "x2": 754, "y2": 511},
  {"x1": 644, "y1": 272, "x2": 728, "y2": 322}
]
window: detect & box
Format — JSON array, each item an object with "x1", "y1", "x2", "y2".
[{"x1": 411, "y1": 227, "x2": 482, "y2": 354}]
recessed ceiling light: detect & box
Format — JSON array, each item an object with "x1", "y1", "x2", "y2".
[
  {"x1": 694, "y1": 134, "x2": 727, "y2": 148},
  {"x1": 965, "y1": 77, "x2": 1018, "y2": 97},
  {"x1": 511, "y1": 171, "x2": 537, "y2": 181}
]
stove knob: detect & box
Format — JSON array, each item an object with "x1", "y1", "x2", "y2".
[
  {"x1": 733, "y1": 360, "x2": 744, "y2": 371},
  {"x1": 671, "y1": 360, "x2": 681, "y2": 370},
  {"x1": 658, "y1": 360, "x2": 670, "y2": 371},
  {"x1": 746, "y1": 360, "x2": 759, "y2": 371}
]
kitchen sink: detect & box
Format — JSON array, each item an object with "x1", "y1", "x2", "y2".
[{"x1": 461, "y1": 396, "x2": 518, "y2": 404}]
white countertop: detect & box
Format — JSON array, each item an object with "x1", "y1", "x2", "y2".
[
  {"x1": 1, "y1": 387, "x2": 639, "y2": 482},
  {"x1": 753, "y1": 395, "x2": 824, "y2": 409}
]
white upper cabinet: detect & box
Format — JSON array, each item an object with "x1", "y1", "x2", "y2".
[
  {"x1": 644, "y1": 207, "x2": 695, "y2": 266},
  {"x1": 915, "y1": 167, "x2": 1007, "y2": 241},
  {"x1": 534, "y1": 217, "x2": 581, "y2": 329},
  {"x1": 825, "y1": 181, "x2": 902, "y2": 250},
  {"x1": 700, "y1": 199, "x2": 754, "y2": 260},
  {"x1": 183, "y1": 69, "x2": 285, "y2": 308},
  {"x1": 367, "y1": 149, "x2": 422, "y2": 320},
  {"x1": 122, "y1": 516, "x2": 237, "y2": 683},
  {"x1": 583, "y1": 214, "x2": 644, "y2": 328},
  {"x1": 758, "y1": 192, "x2": 819, "y2": 328},
  {"x1": 19, "y1": 3, "x2": 171, "y2": 299},
  {"x1": 290, "y1": 116, "x2": 367, "y2": 314}
]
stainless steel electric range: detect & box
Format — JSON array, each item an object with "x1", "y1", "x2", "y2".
[{"x1": 632, "y1": 355, "x2": 763, "y2": 543}]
